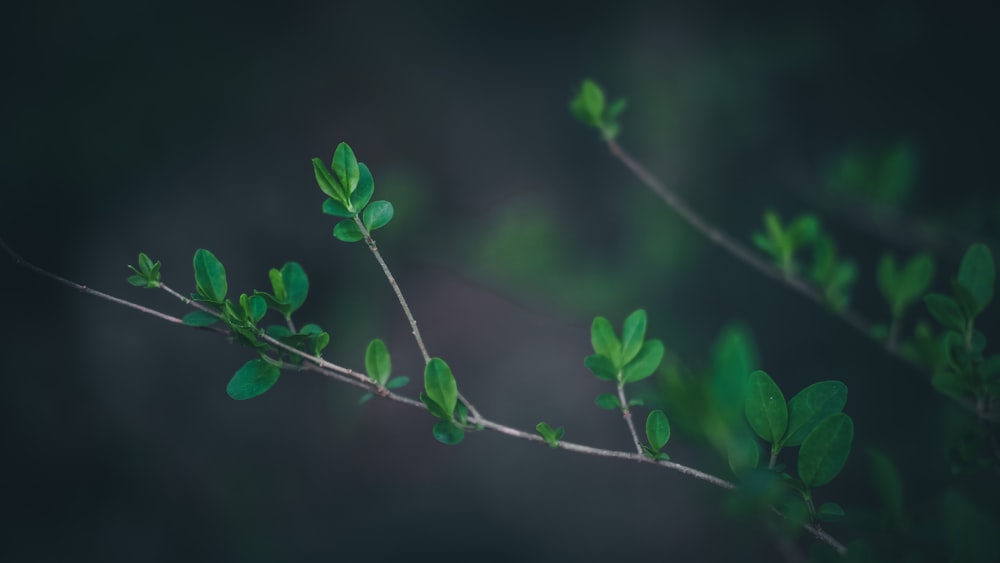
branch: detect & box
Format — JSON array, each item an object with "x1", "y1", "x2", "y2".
[
  {"x1": 352, "y1": 216, "x2": 484, "y2": 422},
  {"x1": 3, "y1": 238, "x2": 847, "y2": 555},
  {"x1": 617, "y1": 383, "x2": 644, "y2": 455}
]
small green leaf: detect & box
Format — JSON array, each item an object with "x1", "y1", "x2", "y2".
[
  {"x1": 621, "y1": 309, "x2": 647, "y2": 365},
  {"x1": 957, "y1": 243, "x2": 995, "y2": 315},
  {"x1": 645, "y1": 409, "x2": 671, "y2": 452},
  {"x1": 783, "y1": 381, "x2": 848, "y2": 447},
  {"x1": 182, "y1": 311, "x2": 220, "y2": 327},
  {"x1": 621, "y1": 339, "x2": 664, "y2": 383},
  {"x1": 313, "y1": 332, "x2": 330, "y2": 356},
  {"x1": 590, "y1": 316, "x2": 622, "y2": 365},
  {"x1": 816, "y1": 502, "x2": 846, "y2": 523},
  {"x1": 627, "y1": 398, "x2": 644, "y2": 407},
  {"x1": 432, "y1": 421, "x2": 464, "y2": 445},
  {"x1": 138, "y1": 252, "x2": 154, "y2": 274},
  {"x1": 897, "y1": 254, "x2": 934, "y2": 312},
  {"x1": 358, "y1": 392, "x2": 374, "y2": 405},
  {"x1": 584, "y1": 354, "x2": 618, "y2": 381},
  {"x1": 606, "y1": 97, "x2": 627, "y2": 119},
  {"x1": 365, "y1": 338, "x2": 392, "y2": 386},
  {"x1": 127, "y1": 274, "x2": 148, "y2": 287},
  {"x1": 313, "y1": 158, "x2": 346, "y2": 203},
  {"x1": 924, "y1": 293, "x2": 966, "y2": 332},
  {"x1": 333, "y1": 219, "x2": 365, "y2": 242},
  {"x1": 386, "y1": 376, "x2": 410, "y2": 390},
  {"x1": 362, "y1": 200, "x2": 394, "y2": 231},
  {"x1": 745, "y1": 370, "x2": 788, "y2": 444},
  {"x1": 569, "y1": 79, "x2": 605, "y2": 128},
  {"x1": 420, "y1": 392, "x2": 451, "y2": 420},
  {"x1": 193, "y1": 249, "x2": 227, "y2": 303},
  {"x1": 322, "y1": 198, "x2": 355, "y2": 218},
  {"x1": 594, "y1": 393, "x2": 621, "y2": 410},
  {"x1": 535, "y1": 422, "x2": 564, "y2": 448},
  {"x1": 280, "y1": 262, "x2": 309, "y2": 314},
  {"x1": 332, "y1": 142, "x2": 360, "y2": 196},
  {"x1": 268, "y1": 268, "x2": 287, "y2": 303},
  {"x1": 350, "y1": 162, "x2": 375, "y2": 211},
  {"x1": 226, "y1": 359, "x2": 281, "y2": 400},
  {"x1": 798, "y1": 413, "x2": 854, "y2": 488},
  {"x1": 424, "y1": 358, "x2": 458, "y2": 419},
  {"x1": 247, "y1": 295, "x2": 266, "y2": 323}
]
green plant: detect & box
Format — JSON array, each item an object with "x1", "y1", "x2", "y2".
[{"x1": 4, "y1": 78, "x2": 998, "y2": 562}]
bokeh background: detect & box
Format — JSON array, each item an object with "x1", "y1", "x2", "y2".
[{"x1": 2, "y1": 1, "x2": 999, "y2": 561}]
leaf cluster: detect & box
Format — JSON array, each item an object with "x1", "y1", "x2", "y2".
[
  {"x1": 569, "y1": 79, "x2": 627, "y2": 141},
  {"x1": 314, "y1": 142, "x2": 394, "y2": 242}
]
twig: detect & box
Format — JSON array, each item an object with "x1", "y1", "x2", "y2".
[
  {"x1": 352, "y1": 216, "x2": 483, "y2": 422},
  {"x1": 617, "y1": 383, "x2": 644, "y2": 455},
  {"x1": 4, "y1": 239, "x2": 848, "y2": 555}
]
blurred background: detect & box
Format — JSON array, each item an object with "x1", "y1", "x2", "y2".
[{"x1": 2, "y1": 1, "x2": 999, "y2": 561}]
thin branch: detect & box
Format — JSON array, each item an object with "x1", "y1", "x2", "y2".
[
  {"x1": 605, "y1": 140, "x2": 993, "y2": 424},
  {"x1": 617, "y1": 383, "x2": 644, "y2": 455},
  {"x1": 5, "y1": 239, "x2": 848, "y2": 555},
  {"x1": 352, "y1": 216, "x2": 484, "y2": 422}
]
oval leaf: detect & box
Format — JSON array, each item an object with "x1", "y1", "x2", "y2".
[
  {"x1": 897, "y1": 254, "x2": 934, "y2": 310},
  {"x1": 584, "y1": 354, "x2": 618, "y2": 381},
  {"x1": 798, "y1": 413, "x2": 854, "y2": 488},
  {"x1": 424, "y1": 358, "x2": 458, "y2": 419},
  {"x1": 193, "y1": 248, "x2": 227, "y2": 303},
  {"x1": 280, "y1": 262, "x2": 309, "y2": 314},
  {"x1": 333, "y1": 219, "x2": 365, "y2": 243},
  {"x1": 783, "y1": 381, "x2": 847, "y2": 447},
  {"x1": 924, "y1": 293, "x2": 966, "y2": 332},
  {"x1": 622, "y1": 339, "x2": 665, "y2": 383},
  {"x1": 313, "y1": 158, "x2": 346, "y2": 203},
  {"x1": 745, "y1": 370, "x2": 788, "y2": 444},
  {"x1": 590, "y1": 316, "x2": 622, "y2": 365},
  {"x1": 594, "y1": 393, "x2": 621, "y2": 410},
  {"x1": 432, "y1": 421, "x2": 464, "y2": 445},
  {"x1": 362, "y1": 200, "x2": 394, "y2": 231},
  {"x1": 621, "y1": 309, "x2": 647, "y2": 365},
  {"x1": 350, "y1": 162, "x2": 375, "y2": 211},
  {"x1": 322, "y1": 198, "x2": 355, "y2": 218},
  {"x1": 365, "y1": 338, "x2": 392, "y2": 386},
  {"x1": 227, "y1": 359, "x2": 280, "y2": 400},
  {"x1": 182, "y1": 311, "x2": 220, "y2": 327},
  {"x1": 332, "y1": 142, "x2": 360, "y2": 195},
  {"x1": 645, "y1": 409, "x2": 671, "y2": 452},
  {"x1": 957, "y1": 243, "x2": 995, "y2": 315}
]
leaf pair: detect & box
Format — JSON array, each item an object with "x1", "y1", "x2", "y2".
[
  {"x1": 358, "y1": 339, "x2": 409, "y2": 404},
  {"x1": 878, "y1": 253, "x2": 934, "y2": 320},
  {"x1": 924, "y1": 243, "x2": 995, "y2": 332},
  {"x1": 752, "y1": 211, "x2": 819, "y2": 274},
  {"x1": 745, "y1": 371, "x2": 853, "y2": 488},
  {"x1": 315, "y1": 142, "x2": 394, "y2": 242},
  {"x1": 255, "y1": 262, "x2": 309, "y2": 319},
  {"x1": 127, "y1": 252, "x2": 162, "y2": 288},
  {"x1": 584, "y1": 309, "x2": 665, "y2": 385},
  {"x1": 569, "y1": 79, "x2": 627, "y2": 141},
  {"x1": 421, "y1": 358, "x2": 466, "y2": 445}
]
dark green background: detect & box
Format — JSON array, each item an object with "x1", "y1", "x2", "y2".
[{"x1": 3, "y1": 1, "x2": 998, "y2": 561}]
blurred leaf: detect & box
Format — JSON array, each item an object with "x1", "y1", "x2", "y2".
[
  {"x1": 798, "y1": 413, "x2": 854, "y2": 488},
  {"x1": 727, "y1": 439, "x2": 760, "y2": 475},
  {"x1": 182, "y1": 311, "x2": 220, "y2": 327},
  {"x1": 622, "y1": 339, "x2": 665, "y2": 383},
  {"x1": 957, "y1": 243, "x2": 995, "y2": 316},
  {"x1": 386, "y1": 376, "x2": 410, "y2": 390},
  {"x1": 924, "y1": 293, "x2": 966, "y2": 333},
  {"x1": 226, "y1": 358, "x2": 280, "y2": 400},
  {"x1": 569, "y1": 79, "x2": 605, "y2": 128},
  {"x1": 594, "y1": 393, "x2": 621, "y2": 410},
  {"x1": 868, "y1": 448, "x2": 904, "y2": 528},
  {"x1": 432, "y1": 421, "x2": 464, "y2": 445},
  {"x1": 783, "y1": 381, "x2": 847, "y2": 447},
  {"x1": 745, "y1": 370, "x2": 788, "y2": 444},
  {"x1": 193, "y1": 249, "x2": 227, "y2": 303},
  {"x1": 816, "y1": 502, "x2": 846, "y2": 523}
]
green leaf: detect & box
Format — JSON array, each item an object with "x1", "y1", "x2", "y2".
[
  {"x1": 896, "y1": 254, "x2": 934, "y2": 312},
  {"x1": 621, "y1": 309, "x2": 647, "y2": 365},
  {"x1": 798, "y1": 413, "x2": 854, "y2": 488},
  {"x1": 420, "y1": 392, "x2": 451, "y2": 420},
  {"x1": 606, "y1": 97, "x2": 627, "y2": 119},
  {"x1": 590, "y1": 316, "x2": 622, "y2": 365},
  {"x1": 645, "y1": 409, "x2": 671, "y2": 452},
  {"x1": 816, "y1": 502, "x2": 846, "y2": 523},
  {"x1": 247, "y1": 295, "x2": 266, "y2": 323},
  {"x1": 350, "y1": 162, "x2": 375, "y2": 211},
  {"x1": 193, "y1": 249, "x2": 227, "y2": 303},
  {"x1": 745, "y1": 370, "x2": 788, "y2": 444},
  {"x1": 333, "y1": 219, "x2": 365, "y2": 242},
  {"x1": 182, "y1": 311, "x2": 220, "y2": 327},
  {"x1": 584, "y1": 354, "x2": 618, "y2": 381},
  {"x1": 594, "y1": 393, "x2": 621, "y2": 410},
  {"x1": 569, "y1": 79, "x2": 605, "y2": 127},
  {"x1": 783, "y1": 381, "x2": 848, "y2": 447},
  {"x1": 727, "y1": 440, "x2": 761, "y2": 475},
  {"x1": 268, "y1": 268, "x2": 287, "y2": 303},
  {"x1": 358, "y1": 392, "x2": 374, "y2": 405},
  {"x1": 138, "y1": 252, "x2": 154, "y2": 274},
  {"x1": 362, "y1": 200, "x2": 394, "y2": 231},
  {"x1": 280, "y1": 262, "x2": 309, "y2": 314},
  {"x1": 365, "y1": 338, "x2": 392, "y2": 386},
  {"x1": 432, "y1": 421, "x2": 464, "y2": 445},
  {"x1": 957, "y1": 243, "x2": 995, "y2": 315},
  {"x1": 424, "y1": 358, "x2": 458, "y2": 419},
  {"x1": 332, "y1": 142, "x2": 360, "y2": 196},
  {"x1": 127, "y1": 274, "x2": 148, "y2": 287},
  {"x1": 622, "y1": 339, "x2": 664, "y2": 383},
  {"x1": 386, "y1": 376, "x2": 410, "y2": 390},
  {"x1": 924, "y1": 293, "x2": 966, "y2": 332},
  {"x1": 535, "y1": 422, "x2": 564, "y2": 448},
  {"x1": 226, "y1": 359, "x2": 281, "y2": 400},
  {"x1": 313, "y1": 158, "x2": 346, "y2": 203},
  {"x1": 322, "y1": 198, "x2": 355, "y2": 218}
]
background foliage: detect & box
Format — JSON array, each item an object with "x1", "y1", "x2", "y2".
[{"x1": 2, "y1": 1, "x2": 999, "y2": 561}]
